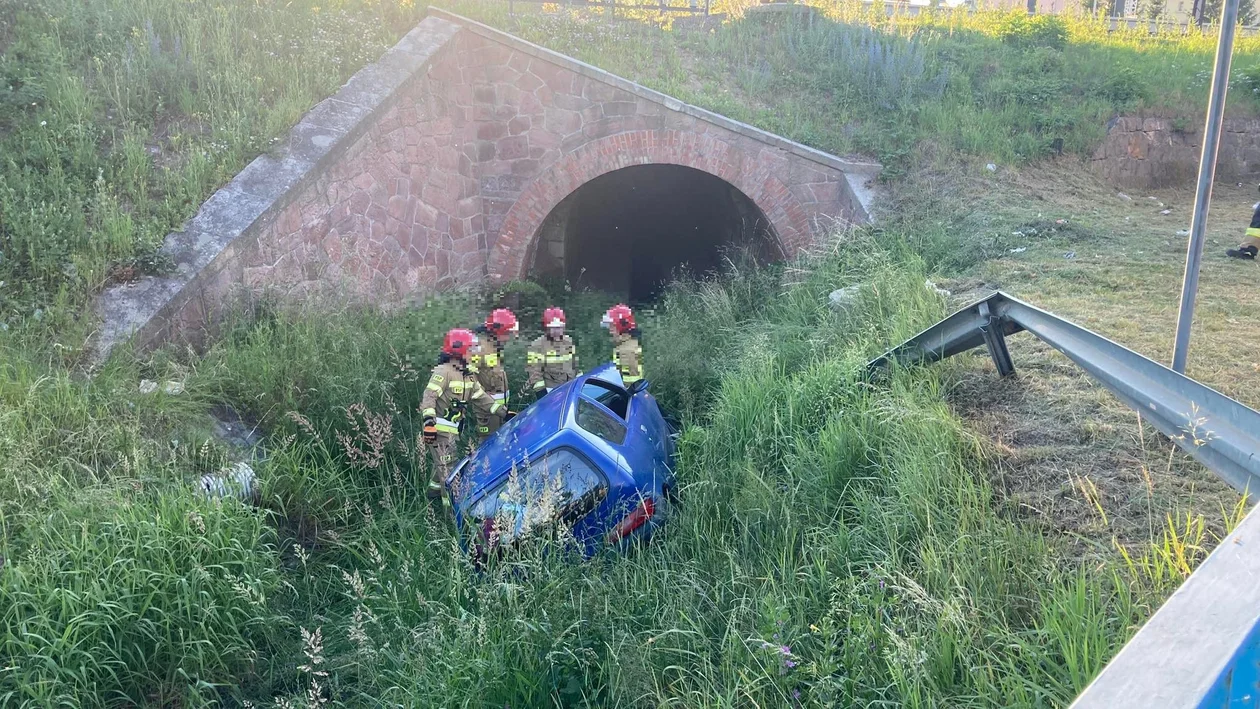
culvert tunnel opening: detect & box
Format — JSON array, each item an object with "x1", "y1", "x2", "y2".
[{"x1": 529, "y1": 164, "x2": 782, "y2": 301}]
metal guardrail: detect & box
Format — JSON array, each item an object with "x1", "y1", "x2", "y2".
[
  {"x1": 871, "y1": 290, "x2": 1260, "y2": 706},
  {"x1": 868, "y1": 291, "x2": 1260, "y2": 494}
]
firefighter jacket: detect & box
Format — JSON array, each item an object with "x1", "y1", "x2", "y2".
[
  {"x1": 526, "y1": 334, "x2": 578, "y2": 392},
  {"x1": 470, "y1": 339, "x2": 510, "y2": 407},
  {"x1": 612, "y1": 333, "x2": 643, "y2": 384},
  {"x1": 421, "y1": 361, "x2": 503, "y2": 436}
]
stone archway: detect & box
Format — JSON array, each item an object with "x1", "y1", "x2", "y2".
[{"x1": 487, "y1": 130, "x2": 817, "y2": 282}]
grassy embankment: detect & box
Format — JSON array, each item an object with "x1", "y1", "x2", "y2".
[{"x1": 1, "y1": 1, "x2": 1256, "y2": 705}]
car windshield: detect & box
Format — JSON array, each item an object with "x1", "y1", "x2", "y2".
[{"x1": 469, "y1": 447, "x2": 608, "y2": 543}]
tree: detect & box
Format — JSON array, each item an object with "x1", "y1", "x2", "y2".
[{"x1": 1137, "y1": 0, "x2": 1166, "y2": 20}]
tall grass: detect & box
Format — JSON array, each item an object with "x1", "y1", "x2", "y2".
[
  {"x1": 0, "y1": 0, "x2": 406, "y2": 342},
  {"x1": 448, "y1": 0, "x2": 1260, "y2": 176},
  {"x1": 0, "y1": 224, "x2": 1217, "y2": 705}
]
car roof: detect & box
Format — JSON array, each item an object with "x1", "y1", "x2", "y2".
[{"x1": 451, "y1": 363, "x2": 624, "y2": 504}]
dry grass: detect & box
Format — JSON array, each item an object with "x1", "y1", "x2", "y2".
[{"x1": 914, "y1": 159, "x2": 1256, "y2": 559}]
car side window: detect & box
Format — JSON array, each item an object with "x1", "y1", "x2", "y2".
[
  {"x1": 577, "y1": 397, "x2": 627, "y2": 445},
  {"x1": 580, "y1": 381, "x2": 630, "y2": 420}
]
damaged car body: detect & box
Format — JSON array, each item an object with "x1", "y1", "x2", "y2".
[{"x1": 445, "y1": 363, "x2": 678, "y2": 556}]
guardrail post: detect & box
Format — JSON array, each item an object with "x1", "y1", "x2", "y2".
[{"x1": 978, "y1": 301, "x2": 1016, "y2": 377}]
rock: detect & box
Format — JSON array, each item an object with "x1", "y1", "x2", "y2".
[
  {"x1": 196, "y1": 462, "x2": 259, "y2": 504},
  {"x1": 163, "y1": 381, "x2": 185, "y2": 395},
  {"x1": 139, "y1": 379, "x2": 158, "y2": 394},
  {"x1": 1118, "y1": 192, "x2": 1132, "y2": 201},
  {"x1": 828, "y1": 284, "x2": 862, "y2": 311}
]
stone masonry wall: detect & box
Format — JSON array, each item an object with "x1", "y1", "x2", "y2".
[
  {"x1": 94, "y1": 10, "x2": 877, "y2": 360},
  {"x1": 433, "y1": 11, "x2": 874, "y2": 281},
  {"x1": 241, "y1": 63, "x2": 484, "y2": 301},
  {"x1": 1092, "y1": 114, "x2": 1260, "y2": 189}
]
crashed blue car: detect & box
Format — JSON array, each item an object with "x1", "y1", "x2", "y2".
[{"x1": 445, "y1": 363, "x2": 677, "y2": 556}]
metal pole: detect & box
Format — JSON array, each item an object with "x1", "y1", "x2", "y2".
[{"x1": 1171, "y1": 0, "x2": 1240, "y2": 374}]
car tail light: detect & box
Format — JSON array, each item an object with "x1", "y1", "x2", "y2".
[{"x1": 606, "y1": 497, "x2": 655, "y2": 544}]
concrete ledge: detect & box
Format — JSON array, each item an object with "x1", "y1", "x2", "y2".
[{"x1": 427, "y1": 7, "x2": 881, "y2": 177}]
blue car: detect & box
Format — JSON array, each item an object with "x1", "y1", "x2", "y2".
[{"x1": 445, "y1": 363, "x2": 678, "y2": 556}]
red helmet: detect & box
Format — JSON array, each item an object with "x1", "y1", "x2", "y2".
[
  {"x1": 602, "y1": 304, "x2": 636, "y2": 335},
  {"x1": 442, "y1": 328, "x2": 477, "y2": 359},
  {"x1": 484, "y1": 308, "x2": 519, "y2": 339},
  {"x1": 543, "y1": 307, "x2": 566, "y2": 329}
]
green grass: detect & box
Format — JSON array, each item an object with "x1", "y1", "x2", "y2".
[
  {"x1": 445, "y1": 0, "x2": 1260, "y2": 177},
  {"x1": 1, "y1": 1, "x2": 1253, "y2": 705},
  {"x1": 2, "y1": 230, "x2": 1211, "y2": 705}
]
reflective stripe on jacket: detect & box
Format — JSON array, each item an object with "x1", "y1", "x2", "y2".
[
  {"x1": 612, "y1": 334, "x2": 643, "y2": 384},
  {"x1": 421, "y1": 361, "x2": 502, "y2": 435},
  {"x1": 526, "y1": 334, "x2": 578, "y2": 391}
]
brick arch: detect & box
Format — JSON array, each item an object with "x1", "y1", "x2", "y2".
[{"x1": 488, "y1": 130, "x2": 817, "y2": 282}]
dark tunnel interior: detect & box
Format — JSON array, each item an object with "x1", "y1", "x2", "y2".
[{"x1": 529, "y1": 164, "x2": 781, "y2": 301}]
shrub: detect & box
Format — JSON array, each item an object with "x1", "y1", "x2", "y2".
[
  {"x1": 1240, "y1": 63, "x2": 1260, "y2": 103},
  {"x1": 994, "y1": 13, "x2": 1070, "y2": 50},
  {"x1": 1096, "y1": 65, "x2": 1146, "y2": 104}
]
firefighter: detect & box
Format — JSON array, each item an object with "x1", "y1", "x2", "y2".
[
  {"x1": 1227, "y1": 185, "x2": 1260, "y2": 260},
  {"x1": 526, "y1": 307, "x2": 579, "y2": 399},
  {"x1": 421, "y1": 328, "x2": 505, "y2": 504},
  {"x1": 470, "y1": 308, "x2": 518, "y2": 441},
  {"x1": 602, "y1": 303, "x2": 643, "y2": 385}
]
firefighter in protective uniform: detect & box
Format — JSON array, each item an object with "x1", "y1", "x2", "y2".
[
  {"x1": 526, "y1": 307, "x2": 579, "y2": 399},
  {"x1": 421, "y1": 328, "x2": 505, "y2": 503},
  {"x1": 469, "y1": 308, "x2": 518, "y2": 441},
  {"x1": 602, "y1": 304, "x2": 643, "y2": 385},
  {"x1": 1227, "y1": 184, "x2": 1260, "y2": 260}
]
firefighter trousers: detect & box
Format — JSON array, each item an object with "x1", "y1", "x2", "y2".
[{"x1": 425, "y1": 433, "x2": 456, "y2": 498}]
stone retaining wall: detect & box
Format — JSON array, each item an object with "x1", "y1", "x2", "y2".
[{"x1": 1092, "y1": 114, "x2": 1260, "y2": 189}]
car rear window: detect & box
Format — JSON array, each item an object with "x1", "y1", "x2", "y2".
[
  {"x1": 469, "y1": 447, "x2": 609, "y2": 540},
  {"x1": 580, "y1": 381, "x2": 629, "y2": 419},
  {"x1": 577, "y1": 397, "x2": 627, "y2": 445}
]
